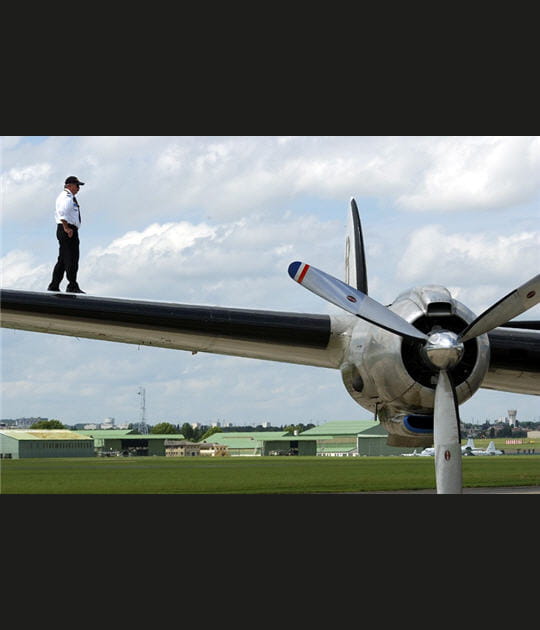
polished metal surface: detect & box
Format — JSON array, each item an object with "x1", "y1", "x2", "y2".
[{"x1": 423, "y1": 331, "x2": 464, "y2": 369}]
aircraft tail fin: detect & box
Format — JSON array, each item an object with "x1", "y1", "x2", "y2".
[
  {"x1": 345, "y1": 198, "x2": 368, "y2": 294},
  {"x1": 486, "y1": 441, "x2": 496, "y2": 452}
]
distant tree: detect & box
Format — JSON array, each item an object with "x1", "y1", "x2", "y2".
[
  {"x1": 30, "y1": 419, "x2": 65, "y2": 429},
  {"x1": 181, "y1": 422, "x2": 195, "y2": 441},
  {"x1": 496, "y1": 424, "x2": 513, "y2": 438},
  {"x1": 151, "y1": 422, "x2": 178, "y2": 434}
]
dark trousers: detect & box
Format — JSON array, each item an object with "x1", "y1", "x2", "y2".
[{"x1": 50, "y1": 224, "x2": 80, "y2": 288}]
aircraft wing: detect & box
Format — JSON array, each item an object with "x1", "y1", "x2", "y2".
[
  {"x1": 0, "y1": 289, "x2": 350, "y2": 369},
  {"x1": 1, "y1": 288, "x2": 538, "y2": 394},
  {"x1": 483, "y1": 328, "x2": 540, "y2": 395}
]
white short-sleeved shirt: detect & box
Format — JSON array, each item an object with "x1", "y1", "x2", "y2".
[{"x1": 55, "y1": 188, "x2": 81, "y2": 228}]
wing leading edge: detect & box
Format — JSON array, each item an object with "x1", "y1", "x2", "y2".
[{"x1": 0, "y1": 289, "x2": 350, "y2": 368}]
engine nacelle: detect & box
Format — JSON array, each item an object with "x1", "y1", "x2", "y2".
[{"x1": 340, "y1": 285, "x2": 490, "y2": 447}]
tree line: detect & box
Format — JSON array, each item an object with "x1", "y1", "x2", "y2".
[
  {"x1": 28, "y1": 419, "x2": 316, "y2": 442},
  {"x1": 147, "y1": 422, "x2": 316, "y2": 441}
]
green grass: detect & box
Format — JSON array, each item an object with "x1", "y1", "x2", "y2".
[{"x1": 1, "y1": 455, "x2": 539, "y2": 494}]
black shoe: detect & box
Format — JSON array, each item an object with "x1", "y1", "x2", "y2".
[
  {"x1": 47, "y1": 284, "x2": 60, "y2": 292},
  {"x1": 66, "y1": 285, "x2": 86, "y2": 294}
]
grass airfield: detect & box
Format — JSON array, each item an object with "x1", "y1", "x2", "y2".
[{"x1": 1, "y1": 455, "x2": 539, "y2": 494}]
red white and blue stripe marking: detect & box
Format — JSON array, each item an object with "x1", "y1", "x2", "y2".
[{"x1": 288, "y1": 261, "x2": 310, "y2": 284}]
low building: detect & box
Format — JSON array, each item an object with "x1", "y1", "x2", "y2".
[
  {"x1": 199, "y1": 443, "x2": 228, "y2": 456},
  {"x1": 164, "y1": 441, "x2": 229, "y2": 457},
  {"x1": 200, "y1": 432, "x2": 270, "y2": 456},
  {"x1": 165, "y1": 440, "x2": 201, "y2": 457},
  {"x1": 0, "y1": 429, "x2": 94, "y2": 459}
]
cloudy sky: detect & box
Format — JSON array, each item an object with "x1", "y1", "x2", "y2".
[{"x1": 1, "y1": 136, "x2": 539, "y2": 427}]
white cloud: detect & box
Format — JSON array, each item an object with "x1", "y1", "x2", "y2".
[
  {"x1": 398, "y1": 224, "x2": 540, "y2": 283},
  {"x1": 397, "y1": 224, "x2": 540, "y2": 314},
  {"x1": 1, "y1": 163, "x2": 54, "y2": 221},
  {"x1": 74, "y1": 213, "x2": 342, "y2": 307},
  {"x1": 397, "y1": 136, "x2": 540, "y2": 212},
  {"x1": 4, "y1": 136, "x2": 538, "y2": 228},
  {"x1": 92, "y1": 221, "x2": 216, "y2": 257},
  {"x1": 0, "y1": 250, "x2": 49, "y2": 290}
]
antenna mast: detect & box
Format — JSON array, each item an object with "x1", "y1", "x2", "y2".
[{"x1": 138, "y1": 386, "x2": 148, "y2": 434}]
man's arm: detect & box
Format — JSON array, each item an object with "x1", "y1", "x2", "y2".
[{"x1": 60, "y1": 219, "x2": 73, "y2": 237}]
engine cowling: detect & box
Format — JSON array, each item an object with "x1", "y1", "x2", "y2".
[{"x1": 340, "y1": 285, "x2": 490, "y2": 447}]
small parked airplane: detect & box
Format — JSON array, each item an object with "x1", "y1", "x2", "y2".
[
  {"x1": 1, "y1": 198, "x2": 538, "y2": 493},
  {"x1": 406, "y1": 438, "x2": 504, "y2": 457},
  {"x1": 462, "y1": 438, "x2": 504, "y2": 456}
]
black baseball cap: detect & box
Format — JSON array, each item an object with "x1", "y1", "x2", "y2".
[{"x1": 65, "y1": 176, "x2": 85, "y2": 186}]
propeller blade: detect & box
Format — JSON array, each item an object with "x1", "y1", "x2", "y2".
[
  {"x1": 460, "y1": 274, "x2": 540, "y2": 343},
  {"x1": 346, "y1": 198, "x2": 368, "y2": 294},
  {"x1": 288, "y1": 261, "x2": 427, "y2": 341},
  {"x1": 433, "y1": 370, "x2": 463, "y2": 494}
]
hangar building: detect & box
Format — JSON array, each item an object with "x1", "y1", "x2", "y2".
[
  {"x1": 0, "y1": 430, "x2": 94, "y2": 459},
  {"x1": 299, "y1": 420, "x2": 417, "y2": 456},
  {"x1": 298, "y1": 420, "x2": 384, "y2": 456},
  {"x1": 200, "y1": 431, "x2": 317, "y2": 456},
  {"x1": 77, "y1": 429, "x2": 185, "y2": 456}
]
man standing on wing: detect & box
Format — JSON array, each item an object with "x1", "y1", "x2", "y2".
[{"x1": 47, "y1": 175, "x2": 86, "y2": 294}]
